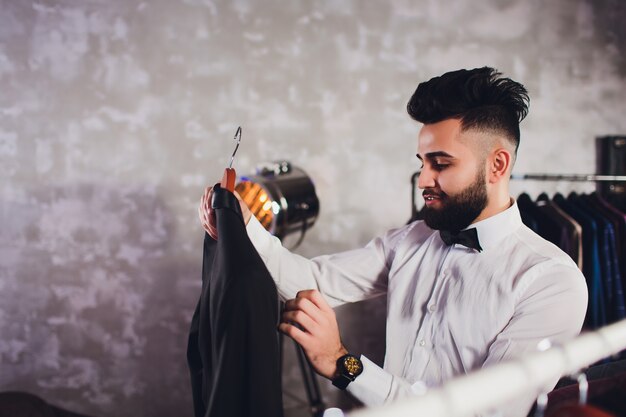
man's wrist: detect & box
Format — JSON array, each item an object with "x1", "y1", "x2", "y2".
[{"x1": 329, "y1": 347, "x2": 349, "y2": 379}]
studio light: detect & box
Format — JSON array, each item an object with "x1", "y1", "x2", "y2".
[{"x1": 235, "y1": 161, "x2": 320, "y2": 241}]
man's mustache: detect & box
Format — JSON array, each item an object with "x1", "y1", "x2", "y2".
[{"x1": 423, "y1": 190, "x2": 446, "y2": 199}]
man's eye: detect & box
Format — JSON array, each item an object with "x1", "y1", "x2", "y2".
[{"x1": 433, "y1": 163, "x2": 449, "y2": 170}]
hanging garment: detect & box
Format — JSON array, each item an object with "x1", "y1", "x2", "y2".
[
  {"x1": 589, "y1": 193, "x2": 626, "y2": 293},
  {"x1": 545, "y1": 360, "x2": 626, "y2": 417},
  {"x1": 554, "y1": 193, "x2": 606, "y2": 329},
  {"x1": 517, "y1": 193, "x2": 540, "y2": 233},
  {"x1": 518, "y1": 193, "x2": 561, "y2": 240},
  {"x1": 545, "y1": 404, "x2": 615, "y2": 417},
  {"x1": 536, "y1": 193, "x2": 583, "y2": 269},
  {"x1": 187, "y1": 184, "x2": 284, "y2": 417},
  {"x1": 578, "y1": 195, "x2": 625, "y2": 324}
]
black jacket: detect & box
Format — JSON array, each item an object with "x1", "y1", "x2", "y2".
[{"x1": 187, "y1": 184, "x2": 283, "y2": 417}]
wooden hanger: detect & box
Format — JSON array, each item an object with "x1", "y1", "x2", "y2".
[{"x1": 221, "y1": 167, "x2": 236, "y2": 192}]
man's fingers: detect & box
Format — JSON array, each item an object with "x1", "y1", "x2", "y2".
[
  {"x1": 295, "y1": 289, "x2": 334, "y2": 314},
  {"x1": 283, "y1": 296, "x2": 325, "y2": 325},
  {"x1": 207, "y1": 222, "x2": 217, "y2": 239},
  {"x1": 203, "y1": 186, "x2": 213, "y2": 208},
  {"x1": 199, "y1": 187, "x2": 212, "y2": 220},
  {"x1": 198, "y1": 199, "x2": 210, "y2": 230},
  {"x1": 199, "y1": 185, "x2": 218, "y2": 239},
  {"x1": 200, "y1": 197, "x2": 209, "y2": 224},
  {"x1": 198, "y1": 206, "x2": 208, "y2": 229},
  {"x1": 282, "y1": 310, "x2": 318, "y2": 334},
  {"x1": 279, "y1": 322, "x2": 310, "y2": 346},
  {"x1": 203, "y1": 191, "x2": 211, "y2": 215}
]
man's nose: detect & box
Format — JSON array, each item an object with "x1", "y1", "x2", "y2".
[{"x1": 417, "y1": 168, "x2": 436, "y2": 189}]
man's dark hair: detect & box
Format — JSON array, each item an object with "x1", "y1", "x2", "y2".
[{"x1": 407, "y1": 67, "x2": 529, "y2": 152}]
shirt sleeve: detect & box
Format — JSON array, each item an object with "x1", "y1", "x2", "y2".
[
  {"x1": 245, "y1": 215, "x2": 404, "y2": 307},
  {"x1": 349, "y1": 261, "x2": 588, "y2": 417},
  {"x1": 479, "y1": 261, "x2": 588, "y2": 417}
]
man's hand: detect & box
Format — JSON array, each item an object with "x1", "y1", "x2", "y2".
[
  {"x1": 280, "y1": 289, "x2": 348, "y2": 380},
  {"x1": 198, "y1": 185, "x2": 252, "y2": 239}
]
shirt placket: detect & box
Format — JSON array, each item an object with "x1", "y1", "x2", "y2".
[{"x1": 404, "y1": 246, "x2": 454, "y2": 377}]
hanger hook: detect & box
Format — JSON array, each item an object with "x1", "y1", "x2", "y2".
[
  {"x1": 229, "y1": 126, "x2": 242, "y2": 169},
  {"x1": 534, "y1": 392, "x2": 548, "y2": 417},
  {"x1": 532, "y1": 338, "x2": 565, "y2": 417},
  {"x1": 575, "y1": 372, "x2": 588, "y2": 405}
]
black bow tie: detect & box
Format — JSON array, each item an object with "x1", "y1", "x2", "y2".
[{"x1": 440, "y1": 228, "x2": 483, "y2": 252}]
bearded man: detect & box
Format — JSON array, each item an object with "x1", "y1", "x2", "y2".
[{"x1": 199, "y1": 67, "x2": 588, "y2": 417}]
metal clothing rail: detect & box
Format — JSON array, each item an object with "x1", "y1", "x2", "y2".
[
  {"x1": 348, "y1": 319, "x2": 626, "y2": 417},
  {"x1": 511, "y1": 173, "x2": 626, "y2": 182}
]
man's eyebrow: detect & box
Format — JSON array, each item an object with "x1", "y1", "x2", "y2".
[{"x1": 416, "y1": 151, "x2": 455, "y2": 160}]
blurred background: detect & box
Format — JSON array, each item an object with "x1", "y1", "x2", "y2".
[{"x1": 1, "y1": 0, "x2": 625, "y2": 416}]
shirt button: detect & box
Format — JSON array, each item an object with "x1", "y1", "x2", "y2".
[
  {"x1": 428, "y1": 304, "x2": 436, "y2": 312},
  {"x1": 419, "y1": 339, "x2": 426, "y2": 347}
]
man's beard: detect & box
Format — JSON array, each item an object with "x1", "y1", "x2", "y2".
[{"x1": 420, "y1": 170, "x2": 488, "y2": 232}]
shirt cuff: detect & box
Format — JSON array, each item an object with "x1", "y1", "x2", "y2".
[{"x1": 347, "y1": 355, "x2": 393, "y2": 407}]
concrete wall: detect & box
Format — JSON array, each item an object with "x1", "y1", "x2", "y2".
[{"x1": 1, "y1": 0, "x2": 625, "y2": 416}]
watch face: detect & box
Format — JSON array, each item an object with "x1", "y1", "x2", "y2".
[{"x1": 343, "y1": 356, "x2": 362, "y2": 376}]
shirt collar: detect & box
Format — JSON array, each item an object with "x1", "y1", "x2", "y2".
[{"x1": 465, "y1": 198, "x2": 523, "y2": 251}]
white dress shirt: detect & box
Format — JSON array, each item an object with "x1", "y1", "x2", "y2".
[{"x1": 246, "y1": 199, "x2": 588, "y2": 417}]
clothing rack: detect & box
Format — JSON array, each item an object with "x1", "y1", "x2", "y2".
[
  {"x1": 345, "y1": 319, "x2": 626, "y2": 417},
  {"x1": 511, "y1": 173, "x2": 626, "y2": 182}
]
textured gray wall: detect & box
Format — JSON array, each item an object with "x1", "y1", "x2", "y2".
[{"x1": 1, "y1": 0, "x2": 625, "y2": 416}]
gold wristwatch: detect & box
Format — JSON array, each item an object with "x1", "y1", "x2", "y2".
[{"x1": 332, "y1": 353, "x2": 363, "y2": 390}]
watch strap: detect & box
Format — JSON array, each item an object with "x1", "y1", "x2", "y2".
[{"x1": 332, "y1": 373, "x2": 353, "y2": 390}]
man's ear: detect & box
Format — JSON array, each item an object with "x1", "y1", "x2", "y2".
[{"x1": 488, "y1": 148, "x2": 512, "y2": 184}]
